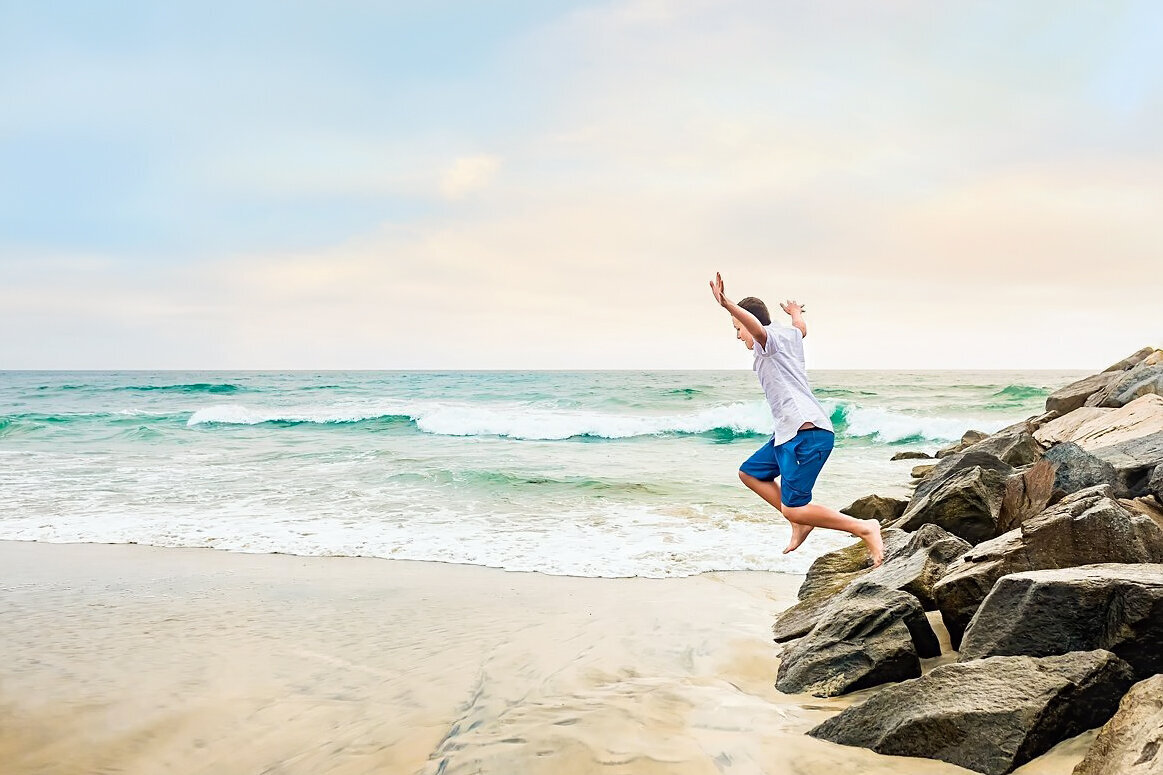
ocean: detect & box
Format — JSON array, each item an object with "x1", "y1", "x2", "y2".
[{"x1": 0, "y1": 370, "x2": 1082, "y2": 577}]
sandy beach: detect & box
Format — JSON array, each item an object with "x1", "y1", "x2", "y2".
[{"x1": 0, "y1": 541, "x2": 1097, "y2": 775}]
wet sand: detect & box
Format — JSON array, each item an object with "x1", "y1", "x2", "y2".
[{"x1": 1, "y1": 541, "x2": 1092, "y2": 775}]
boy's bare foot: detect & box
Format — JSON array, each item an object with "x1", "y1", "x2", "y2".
[
  {"x1": 858, "y1": 519, "x2": 885, "y2": 567},
  {"x1": 783, "y1": 522, "x2": 814, "y2": 554}
]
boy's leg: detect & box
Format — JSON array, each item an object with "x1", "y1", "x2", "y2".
[
  {"x1": 738, "y1": 472, "x2": 815, "y2": 553},
  {"x1": 778, "y1": 430, "x2": 885, "y2": 567}
]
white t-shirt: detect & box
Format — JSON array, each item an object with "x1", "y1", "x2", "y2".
[{"x1": 753, "y1": 323, "x2": 834, "y2": 446}]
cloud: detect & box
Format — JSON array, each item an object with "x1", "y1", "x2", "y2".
[{"x1": 440, "y1": 155, "x2": 503, "y2": 200}]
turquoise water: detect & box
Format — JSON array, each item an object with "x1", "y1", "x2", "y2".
[{"x1": 0, "y1": 370, "x2": 1082, "y2": 576}]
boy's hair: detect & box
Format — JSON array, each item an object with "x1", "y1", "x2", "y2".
[{"x1": 737, "y1": 297, "x2": 771, "y2": 326}]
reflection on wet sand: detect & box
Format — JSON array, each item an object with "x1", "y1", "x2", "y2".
[{"x1": 1, "y1": 542, "x2": 1089, "y2": 775}]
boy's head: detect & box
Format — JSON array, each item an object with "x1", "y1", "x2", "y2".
[{"x1": 732, "y1": 296, "x2": 770, "y2": 350}]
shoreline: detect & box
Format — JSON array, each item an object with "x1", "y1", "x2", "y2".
[{"x1": 2, "y1": 540, "x2": 1091, "y2": 775}]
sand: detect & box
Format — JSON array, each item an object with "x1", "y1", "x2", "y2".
[{"x1": 0, "y1": 541, "x2": 1093, "y2": 775}]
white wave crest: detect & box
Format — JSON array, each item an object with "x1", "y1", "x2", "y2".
[{"x1": 839, "y1": 404, "x2": 1007, "y2": 443}]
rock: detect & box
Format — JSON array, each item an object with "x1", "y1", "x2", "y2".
[
  {"x1": 1035, "y1": 407, "x2": 1113, "y2": 446},
  {"x1": 775, "y1": 581, "x2": 939, "y2": 697},
  {"x1": 1073, "y1": 674, "x2": 1163, "y2": 775},
  {"x1": 963, "y1": 427, "x2": 1044, "y2": 467},
  {"x1": 1046, "y1": 372, "x2": 1122, "y2": 414},
  {"x1": 997, "y1": 458, "x2": 1057, "y2": 532},
  {"x1": 1086, "y1": 363, "x2": 1163, "y2": 408},
  {"x1": 1146, "y1": 349, "x2": 1163, "y2": 367},
  {"x1": 1044, "y1": 442, "x2": 1123, "y2": 497},
  {"x1": 773, "y1": 526, "x2": 967, "y2": 641},
  {"x1": 1026, "y1": 409, "x2": 1062, "y2": 430},
  {"x1": 840, "y1": 494, "x2": 908, "y2": 522},
  {"x1": 933, "y1": 486, "x2": 1163, "y2": 647},
  {"x1": 1103, "y1": 346, "x2": 1158, "y2": 373},
  {"x1": 910, "y1": 464, "x2": 935, "y2": 479},
  {"x1": 1037, "y1": 394, "x2": 1163, "y2": 452},
  {"x1": 892, "y1": 450, "x2": 1015, "y2": 544},
  {"x1": 959, "y1": 564, "x2": 1163, "y2": 679},
  {"x1": 936, "y1": 430, "x2": 990, "y2": 458},
  {"x1": 891, "y1": 451, "x2": 932, "y2": 461},
  {"x1": 1152, "y1": 464, "x2": 1163, "y2": 506},
  {"x1": 808, "y1": 650, "x2": 1135, "y2": 775}
]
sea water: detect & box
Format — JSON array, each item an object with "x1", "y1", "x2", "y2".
[{"x1": 0, "y1": 370, "x2": 1082, "y2": 577}]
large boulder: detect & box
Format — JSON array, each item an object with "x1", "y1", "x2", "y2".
[
  {"x1": 959, "y1": 564, "x2": 1163, "y2": 679},
  {"x1": 1103, "y1": 346, "x2": 1158, "y2": 373},
  {"x1": 1087, "y1": 431, "x2": 1163, "y2": 498},
  {"x1": 775, "y1": 581, "x2": 939, "y2": 697},
  {"x1": 934, "y1": 487, "x2": 1163, "y2": 647},
  {"x1": 1086, "y1": 363, "x2": 1163, "y2": 408},
  {"x1": 773, "y1": 525, "x2": 967, "y2": 641},
  {"x1": 1073, "y1": 674, "x2": 1163, "y2": 775},
  {"x1": 808, "y1": 650, "x2": 1135, "y2": 775},
  {"x1": 1044, "y1": 442, "x2": 1124, "y2": 497},
  {"x1": 1037, "y1": 394, "x2": 1163, "y2": 452},
  {"x1": 840, "y1": 494, "x2": 908, "y2": 522},
  {"x1": 1046, "y1": 372, "x2": 1121, "y2": 414},
  {"x1": 962, "y1": 427, "x2": 1044, "y2": 467},
  {"x1": 997, "y1": 459, "x2": 1057, "y2": 533},
  {"x1": 1151, "y1": 464, "x2": 1163, "y2": 506},
  {"x1": 891, "y1": 450, "x2": 1014, "y2": 544}
]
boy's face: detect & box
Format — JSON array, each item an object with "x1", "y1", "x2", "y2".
[{"x1": 732, "y1": 318, "x2": 755, "y2": 350}]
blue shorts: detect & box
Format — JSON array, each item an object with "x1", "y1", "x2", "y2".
[{"x1": 739, "y1": 428, "x2": 834, "y2": 508}]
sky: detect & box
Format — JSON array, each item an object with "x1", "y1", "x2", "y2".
[{"x1": 1, "y1": 0, "x2": 1161, "y2": 370}]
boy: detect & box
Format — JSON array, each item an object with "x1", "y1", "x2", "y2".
[{"x1": 709, "y1": 272, "x2": 884, "y2": 567}]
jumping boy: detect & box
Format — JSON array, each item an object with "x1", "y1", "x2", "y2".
[{"x1": 709, "y1": 272, "x2": 884, "y2": 567}]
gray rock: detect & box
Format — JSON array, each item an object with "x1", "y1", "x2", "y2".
[
  {"x1": 1044, "y1": 442, "x2": 1123, "y2": 497},
  {"x1": 1089, "y1": 431, "x2": 1163, "y2": 498},
  {"x1": 910, "y1": 463, "x2": 935, "y2": 479},
  {"x1": 1046, "y1": 372, "x2": 1121, "y2": 414},
  {"x1": 892, "y1": 450, "x2": 1015, "y2": 544},
  {"x1": 1073, "y1": 674, "x2": 1163, "y2": 775},
  {"x1": 773, "y1": 526, "x2": 966, "y2": 641},
  {"x1": 840, "y1": 494, "x2": 908, "y2": 522},
  {"x1": 775, "y1": 581, "x2": 939, "y2": 697},
  {"x1": 959, "y1": 564, "x2": 1163, "y2": 679},
  {"x1": 933, "y1": 487, "x2": 1163, "y2": 648},
  {"x1": 963, "y1": 428, "x2": 1044, "y2": 467},
  {"x1": 1086, "y1": 364, "x2": 1163, "y2": 409},
  {"x1": 890, "y1": 450, "x2": 932, "y2": 461},
  {"x1": 808, "y1": 650, "x2": 1135, "y2": 775},
  {"x1": 1152, "y1": 464, "x2": 1163, "y2": 506},
  {"x1": 1104, "y1": 346, "x2": 1158, "y2": 373}
]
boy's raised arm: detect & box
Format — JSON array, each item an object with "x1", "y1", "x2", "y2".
[
  {"x1": 709, "y1": 272, "x2": 768, "y2": 349},
  {"x1": 781, "y1": 300, "x2": 808, "y2": 339}
]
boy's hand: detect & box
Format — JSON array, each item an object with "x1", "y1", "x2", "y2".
[
  {"x1": 709, "y1": 272, "x2": 728, "y2": 307},
  {"x1": 780, "y1": 300, "x2": 805, "y2": 316}
]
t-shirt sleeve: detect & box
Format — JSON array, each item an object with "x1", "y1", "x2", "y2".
[{"x1": 754, "y1": 324, "x2": 802, "y2": 357}]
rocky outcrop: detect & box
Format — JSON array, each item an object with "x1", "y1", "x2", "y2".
[
  {"x1": 1151, "y1": 464, "x2": 1163, "y2": 505},
  {"x1": 1073, "y1": 674, "x2": 1163, "y2": 775},
  {"x1": 1037, "y1": 394, "x2": 1163, "y2": 452},
  {"x1": 808, "y1": 650, "x2": 1135, "y2": 775},
  {"x1": 840, "y1": 494, "x2": 908, "y2": 522},
  {"x1": 773, "y1": 526, "x2": 967, "y2": 641},
  {"x1": 891, "y1": 450, "x2": 1014, "y2": 544},
  {"x1": 775, "y1": 581, "x2": 939, "y2": 697},
  {"x1": 1044, "y1": 442, "x2": 1124, "y2": 497},
  {"x1": 933, "y1": 488, "x2": 1163, "y2": 647},
  {"x1": 910, "y1": 463, "x2": 935, "y2": 479},
  {"x1": 958, "y1": 564, "x2": 1163, "y2": 679},
  {"x1": 1086, "y1": 363, "x2": 1163, "y2": 408},
  {"x1": 890, "y1": 451, "x2": 931, "y2": 461}
]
